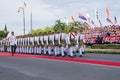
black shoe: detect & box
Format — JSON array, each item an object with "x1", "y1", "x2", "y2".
[
  {"x1": 82, "y1": 52, "x2": 85, "y2": 54},
  {"x1": 62, "y1": 55, "x2": 65, "y2": 57},
  {"x1": 79, "y1": 55, "x2": 83, "y2": 57},
  {"x1": 69, "y1": 55, "x2": 74, "y2": 58}
]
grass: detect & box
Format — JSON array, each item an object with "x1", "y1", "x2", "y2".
[{"x1": 85, "y1": 49, "x2": 120, "y2": 54}]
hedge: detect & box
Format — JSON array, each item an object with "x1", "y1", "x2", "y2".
[{"x1": 90, "y1": 44, "x2": 120, "y2": 49}]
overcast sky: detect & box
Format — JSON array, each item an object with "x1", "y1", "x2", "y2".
[{"x1": 0, "y1": 0, "x2": 120, "y2": 35}]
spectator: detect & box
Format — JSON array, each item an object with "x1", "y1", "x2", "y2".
[{"x1": 96, "y1": 35, "x2": 100, "y2": 44}]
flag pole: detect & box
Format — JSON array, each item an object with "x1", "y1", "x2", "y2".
[
  {"x1": 23, "y1": 8, "x2": 25, "y2": 35},
  {"x1": 30, "y1": 0, "x2": 33, "y2": 33}
]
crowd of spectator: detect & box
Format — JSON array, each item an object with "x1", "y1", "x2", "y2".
[{"x1": 83, "y1": 25, "x2": 120, "y2": 45}]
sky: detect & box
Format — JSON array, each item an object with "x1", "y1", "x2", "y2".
[{"x1": 0, "y1": 0, "x2": 120, "y2": 35}]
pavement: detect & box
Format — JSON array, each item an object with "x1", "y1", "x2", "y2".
[{"x1": 0, "y1": 52, "x2": 120, "y2": 80}]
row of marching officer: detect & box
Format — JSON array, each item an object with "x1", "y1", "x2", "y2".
[{"x1": 0, "y1": 29, "x2": 86, "y2": 57}]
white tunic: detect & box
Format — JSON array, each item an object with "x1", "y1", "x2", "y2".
[
  {"x1": 9, "y1": 35, "x2": 16, "y2": 45},
  {"x1": 40, "y1": 36, "x2": 44, "y2": 45},
  {"x1": 75, "y1": 34, "x2": 80, "y2": 45},
  {"x1": 61, "y1": 33, "x2": 66, "y2": 40},
  {"x1": 65, "y1": 33, "x2": 71, "y2": 45},
  {"x1": 30, "y1": 37, "x2": 34, "y2": 45},
  {"x1": 35, "y1": 36, "x2": 40, "y2": 45},
  {"x1": 44, "y1": 35, "x2": 48, "y2": 45},
  {"x1": 55, "y1": 33, "x2": 61, "y2": 44}
]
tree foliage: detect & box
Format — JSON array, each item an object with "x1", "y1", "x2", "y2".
[
  {"x1": 31, "y1": 19, "x2": 89, "y2": 35},
  {"x1": 0, "y1": 30, "x2": 9, "y2": 39}
]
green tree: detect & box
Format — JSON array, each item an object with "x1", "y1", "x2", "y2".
[
  {"x1": 53, "y1": 19, "x2": 66, "y2": 32},
  {"x1": 0, "y1": 30, "x2": 9, "y2": 39}
]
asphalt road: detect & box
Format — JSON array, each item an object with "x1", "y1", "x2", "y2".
[
  {"x1": 80, "y1": 53, "x2": 120, "y2": 62},
  {"x1": 0, "y1": 54, "x2": 120, "y2": 80}
]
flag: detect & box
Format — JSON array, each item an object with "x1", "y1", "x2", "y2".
[
  {"x1": 78, "y1": 12, "x2": 87, "y2": 20},
  {"x1": 84, "y1": 22, "x2": 90, "y2": 27},
  {"x1": 18, "y1": 7, "x2": 24, "y2": 12},
  {"x1": 91, "y1": 20, "x2": 96, "y2": 27},
  {"x1": 71, "y1": 16, "x2": 75, "y2": 23},
  {"x1": 105, "y1": 8, "x2": 109, "y2": 18},
  {"x1": 86, "y1": 12, "x2": 90, "y2": 23},
  {"x1": 114, "y1": 16, "x2": 117, "y2": 24},
  {"x1": 106, "y1": 18, "x2": 113, "y2": 24},
  {"x1": 99, "y1": 19, "x2": 102, "y2": 27},
  {"x1": 65, "y1": 17, "x2": 69, "y2": 25},
  {"x1": 24, "y1": 2, "x2": 27, "y2": 8},
  {"x1": 95, "y1": 9, "x2": 99, "y2": 20}
]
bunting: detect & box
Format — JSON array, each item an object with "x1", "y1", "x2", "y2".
[
  {"x1": 105, "y1": 8, "x2": 109, "y2": 18},
  {"x1": 86, "y1": 12, "x2": 90, "y2": 23},
  {"x1": 84, "y1": 22, "x2": 90, "y2": 27},
  {"x1": 99, "y1": 19, "x2": 103, "y2": 27},
  {"x1": 114, "y1": 16, "x2": 117, "y2": 24},
  {"x1": 78, "y1": 12, "x2": 87, "y2": 20},
  {"x1": 24, "y1": 2, "x2": 27, "y2": 8},
  {"x1": 95, "y1": 9, "x2": 99, "y2": 20},
  {"x1": 106, "y1": 18, "x2": 113, "y2": 24},
  {"x1": 71, "y1": 16, "x2": 75, "y2": 23},
  {"x1": 91, "y1": 20, "x2": 96, "y2": 27}
]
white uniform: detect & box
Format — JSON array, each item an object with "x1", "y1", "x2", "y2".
[
  {"x1": 44, "y1": 35, "x2": 49, "y2": 45},
  {"x1": 48, "y1": 46, "x2": 51, "y2": 55},
  {"x1": 75, "y1": 34, "x2": 80, "y2": 45},
  {"x1": 55, "y1": 33, "x2": 61, "y2": 45},
  {"x1": 79, "y1": 47, "x2": 83, "y2": 56},
  {"x1": 65, "y1": 33, "x2": 71, "y2": 45},
  {"x1": 80, "y1": 34, "x2": 85, "y2": 43},
  {"x1": 26, "y1": 46, "x2": 29, "y2": 53},
  {"x1": 9, "y1": 35, "x2": 16, "y2": 46},
  {"x1": 69, "y1": 46, "x2": 74, "y2": 57},
  {"x1": 73, "y1": 34, "x2": 80, "y2": 53},
  {"x1": 40, "y1": 36, "x2": 44, "y2": 45},
  {"x1": 24, "y1": 37, "x2": 28, "y2": 46},
  {"x1": 24, "y1": 46, "x2": 27, "y2": 53},
  {"x1": 16, "y1": 38, "x2": 20, "y2": 46},
  {"x1": 22, "y1": 46, "x2": 24, "y2": 53},
  {"x1": 31, "y1": 47, "x2": 34, "y2": 54},
  {"x1": 64, "y1": 45, "x2": 69, "y2": 55},
  {"x1": 37, "y1": 46, "x2": 41, "y2": 54},
  {"x1": 61, "y1": 46, "x2": 65, "y2": 56},
  {"x1": 43, "y1": 47, "x2": 47, "y2": 55},
  {"x1": 15, "y1": 47, "x2": 18, "y2": 53},
  {"x1": 33, "y1": 46, "x2": 37, "y2": 54},
  {"x1": 22, "y1": 38, "x2": 25, "y2": 46},
  {"x1": 80, "y1": 34, "x2": 86, "y2": 55},
  {"x1": 27, "y1": 37, "x2": 30, "y2": 46},
  {"x1": 19, "y1": 46, "x2": 22, "y2": 53},
  {"x1": 49, "y1": 34, "x2": 55, "y2": 45},
  {"x1": 34, "y1": 36, "x2": 40, "y2": 45},
  {"x1": 7, "y1": 47, "x2": 10, "y2": 52},
  {"x1": 30, "y1": 37, "x2": 34, "y2": 46},
  {"x1": 61, "y1": 33, "x2": 66, "y2": 40},
  {"x1": 54, "y1": 46, "x2": 58, "y2": 56},
  {"x1": 29, "y1": 47, "x2": 32, "y2": 54}
]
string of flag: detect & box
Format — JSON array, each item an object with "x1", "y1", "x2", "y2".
[{"x1": 18, "y1": 2, "x2": 118, "y2": 28}]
